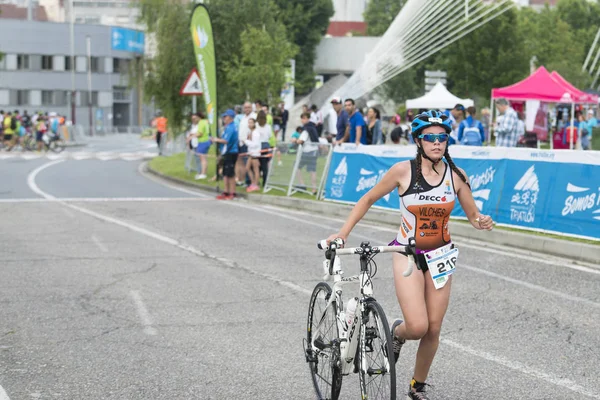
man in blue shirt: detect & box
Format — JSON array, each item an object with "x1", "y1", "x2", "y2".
[
  {"x1": 330, "y1": 96, "x2": 349, "y2": 144},
  {"x1": 211, "y1": 109, "x2": 238, "y2": 200},
  {"x1": 343, "y1": 98, "x2": 366, "y2": 145}
]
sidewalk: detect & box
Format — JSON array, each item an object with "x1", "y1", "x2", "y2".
[{"x1": 145, "y1": 163, "x2": 600, "y2": 265}]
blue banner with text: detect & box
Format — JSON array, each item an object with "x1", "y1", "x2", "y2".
[{"x1": 323, "y1": 145, "x2": 600, "y2": 240}]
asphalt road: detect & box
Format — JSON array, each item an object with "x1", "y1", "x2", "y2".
[{"x1": 1, "y1": 151, "x2": 599, "y2": 399}]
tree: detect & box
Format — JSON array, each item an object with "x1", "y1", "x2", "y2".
[
  {"x1": 273, "y1": 0, "x2": 334, "y2": 94},
  {"x1": 364, "y1": 0, "x2": 405, "y2": 36},
  {"x1": 224, "y1": 25, "x2": 297, "y2": 104},
  {"x1": 136, "y1": 0, "x2": 196, "y2": 134}
]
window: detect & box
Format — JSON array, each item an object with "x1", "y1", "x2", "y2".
[
  {"x1": 90, "y1": 57, "x2": 99, "y2": 72},
  {"x1": 17, "y1": 55, "x2": 30, "y2": 70},
  {"x1": 85, "y1": 16, "x2": 101, "y2": 24},
  {"x1": 41, "y1": 91, "x2": 68, "y2": 106},
  {"x1": 17, "y1": 90, "x2": 29, "y2": 106},
  {"x1": 42, "y1": 90, "x2": 53, "y2": 105},
  {"x1": 113, "y1": 86, "x2": 129, "y2": 101},
  {"x1": 80, "y1": 91, "x2": 98, "y2": 106},
  {"x1": 113, "y1": 58, "x2": 129, "y2": 74},
  {"x1": 65, "y1": 56, "x2": 73, "y2": 71},
  {"x1": 41, "y1": 55, "x2": 53, "y2": 70}
]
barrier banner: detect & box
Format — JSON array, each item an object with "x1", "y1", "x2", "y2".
[{"x1": 323, "y1": 144, "x2": 600, "y2": 241}]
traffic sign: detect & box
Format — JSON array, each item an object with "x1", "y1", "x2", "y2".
[
  {"x1": 179, "y1": 68, "x2": 203, "y2": 96},
  {"x1": 425, "y1": 77, "x2": 447, "y2": 85},
  {"x1": 425, "y1": 70, "x2": 447, "y2": 78}
]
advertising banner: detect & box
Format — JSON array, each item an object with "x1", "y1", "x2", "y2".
[
  {"x1": 323, "y1": 144, "x2": 600, "y2": 240},
  {"x1": 190, "y1": 5, "x2": 217, "y2": 136},
  {"x1": 111, "y1": 27, "x2": 145, "y2": 54}
]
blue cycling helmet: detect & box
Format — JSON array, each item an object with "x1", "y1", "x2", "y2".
[{"x1": 410, "y1": 110, "x2": 452, "y2": 137}]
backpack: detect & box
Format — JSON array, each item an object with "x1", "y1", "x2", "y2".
[
  {"x1": 461, "y1": 119, "x2": 482, "y2": 146},
  {"x1": 10, "y1": 117, "x2": 17, "y2": 131}
]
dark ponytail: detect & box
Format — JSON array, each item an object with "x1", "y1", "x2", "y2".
[{"x1": 444, "y1": 147, "x2": 470, "y2": 189}]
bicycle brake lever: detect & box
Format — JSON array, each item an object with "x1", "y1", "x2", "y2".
[{"x1": 403, "y1": 237, "x2": 417, "y2": 277}]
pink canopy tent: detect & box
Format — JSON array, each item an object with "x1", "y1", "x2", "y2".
[
  {"x1": 491, "y1": 66, "x2": 595, "y2": 149},
  {"x1": 491, "y1": 66, "x2": 595, "y2": 103},
  {"x1": 550, "y1": 71, "x2": 598, "y2": 104}
]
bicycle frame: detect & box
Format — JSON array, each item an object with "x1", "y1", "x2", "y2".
[{"x1": 311, "y1": 239, "x2": 416, "y2": 376}]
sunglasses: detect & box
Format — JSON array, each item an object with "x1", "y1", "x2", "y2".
[{"x1": 418, "y1": 133, "x2": 449, "y2": 143}]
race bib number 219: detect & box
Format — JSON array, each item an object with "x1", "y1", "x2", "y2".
[{"x1": 424, "y1": 244, "x2": 458, "y2": 290}]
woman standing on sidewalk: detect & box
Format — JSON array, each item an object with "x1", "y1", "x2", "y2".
[
  {"x1": 255, "y1": 110, "x2": 273, "y2": 187},
  {"x1": 327, "y1": 110, "x2": 494, "y2": 399}
]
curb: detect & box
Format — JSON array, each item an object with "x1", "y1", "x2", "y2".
[
  {"x1": 145, "y1": 162, "x2": 248, "y2": 199},
  {"x1": 65, "y1": 142, "x2": 88, "y2": 148},
  {"x1": 146, "y1": 164, "x2": 599, "y2": 265}
]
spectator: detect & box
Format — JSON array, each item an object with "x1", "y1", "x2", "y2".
[
  {"x1": 210, "y1": 109, "x2": 238, "y2": 200},
  {"x1": 458, "y1": 106, "x2": 485, "y2": 146},
  {"x1": 262, "y1": 103, "x2": 274, "y2": 127},
  {"x1": 323, "y1": 103, "x2": 337, "y2": 142},
  {"x1": 390, "y1": 126, "x2": 403, "y2": 144},
  {"x1": 310, "y1": 104, "x2": 323, "y2": 135},
  {"x1": 365, "y1": 107, "x2": 382, "y2": 145},
  {"x1": 449, "y1": 104, "x2": 466, "y2": 145},
  {"x1": 236, "y1": 101, "x2": 256, "y2": 186},
  {"x1": 343, "y1": 98, "x2": 366, "y2": 145},
  {"x1": 516, "y1": 112, "x2": 526, "y2": 146},
  {"x1": 288, "y1": 126, "x2": 303, "y2": 154},
  {"x1": 254, "y1": 99, "x2": 263, "y2": 114},
  {"x1": 586, "y1": 109, "x2": 597, "y2": 150},
  {"x1": 296, "y1": 112, "x2": 320, "y2": 194},
  {"x1": 186, "y1": 113, "x2": 201, "y2": 176},
  {"x1": 578, "y1": 112, "x2": 591, "y2": 150},
  {"x1": 494, "y1": 98, "x2": 520, "y2": 147},
  {"x1": 279, "y1": 102, "x2": 289, "y2": 142},
  {"x1": 233, "y1": 105, "x2": 243, "y2": 130},
  {"x1": 195, "y1": 112, "x2": 211, "y2": 179},
  {"x1": 302, "y1": 104, "x2": 309, "y2": 115},
  {"x1": 481, "y1": 107, "x2": 491, "y2": 143},
  {"x1": 330, "y1": 96, "x2": 349, "y2": 145},
  {"x1": 244, "y1": 117, "x2": 261, "y2": 192},
  {"x1": 256, "y1": 110, "x2": 273, "y2": 187}
]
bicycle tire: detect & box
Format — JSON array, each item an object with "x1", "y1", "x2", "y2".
[
  {"x1": 306, "y1": 282, "x2": 342, "y2": 400},
  {"x1": 49, "y1": 139, "x2": 66, "y2": 153},
  {"x1": 358, "y1": 298, "x2": 396, "y2": 400},
  {"x1": 23, "y1": 135, "x2": 36, "y2": 151}
]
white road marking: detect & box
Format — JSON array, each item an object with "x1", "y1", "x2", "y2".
[
  {"x1": 442, "y1": 338, "x2": 600, "y2": 400},
  {"x1": 251, "y1": 203, "x2": 600, "y2": 272},
  {"x1": 0, "y1": 385, "x2": 10, "y2": 400},
  {"x1": 27, "y1": 160, "x2": 64, "y2": 199},
  {"x1": 0, "y1": 197, "x2": 210, "y2": 203},
  {"x1": 26, "y1": 161, "x2": 600, "y2": 398},
  {"x1": 460, "y1": 264, "x2": 600, "y2": 309},
  {"x1": 129, "y1": 290, "x2": 157, "y2": 336},
  {"x1": 91, "y1": 235, "x2": 108, "y2": 253}
]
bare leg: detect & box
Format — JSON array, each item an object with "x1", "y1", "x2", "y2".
[
  {"x1": 391, "y1": 253, "x2": 429, "y2": 341},
  {"x1": 200, "y1": 154, "x2": 207, "y2": 175},
  {"x1": 413, "y1": 271, "x2": 452, "y2": 382}
]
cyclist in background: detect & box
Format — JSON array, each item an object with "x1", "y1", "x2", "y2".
[{"x1": 327, "y1": 110, "x2": 494, "y2": 399}]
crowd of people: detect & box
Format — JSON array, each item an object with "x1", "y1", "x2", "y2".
[{"x1": 0, "y1": 110, "x2": 66, "y2": 152}]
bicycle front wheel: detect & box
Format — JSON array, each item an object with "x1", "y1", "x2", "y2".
[
  {"x1": 358, "y1": 298, "x2": 396, "y2": 400},
  {"x1": 306, "y1": 282, "x2": 342, "y2": 400}
]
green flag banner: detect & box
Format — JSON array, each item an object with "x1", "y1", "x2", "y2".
[{"x1": 190, "y1": 4, "x2": 217, "y2": 136}]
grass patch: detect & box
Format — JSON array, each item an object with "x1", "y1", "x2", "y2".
[
  {"x1": 148, "y1": 151, "x2": 320, "y2": 200},
  {"x1": 150, "y1": 152, "x2": 598, "y2": 245}
]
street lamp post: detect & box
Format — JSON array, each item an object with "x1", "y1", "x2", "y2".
[
  {"x1": 86, "y1": 35, "x2": 93, "y2": 136},
  {"x1": 70, "y1": 0, "x2": 76, "y2": 124}
]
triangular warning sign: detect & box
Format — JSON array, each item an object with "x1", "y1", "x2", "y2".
[{"x1": 179, "y1": 68, "x2": 203, "y2": 96}]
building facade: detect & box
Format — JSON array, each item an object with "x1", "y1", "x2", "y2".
[{"x1": 0, "y1": 19, "x2": 148, "y2": 129}]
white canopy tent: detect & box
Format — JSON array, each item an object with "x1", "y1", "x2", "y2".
[{"x1": 406, "y1": 82, "x2": 474, "y2": 110}]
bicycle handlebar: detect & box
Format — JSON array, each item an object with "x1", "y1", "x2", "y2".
[{"x1": 317, "y1": 237, "x2": 417, "y2": 277}]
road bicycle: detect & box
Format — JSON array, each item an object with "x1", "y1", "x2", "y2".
[
  {"x1": 304, "y1": 237, "x2": 417, "y2": 400},
  {"x1": 22, "y1": 131, "x2": 66, "y2": 153}
]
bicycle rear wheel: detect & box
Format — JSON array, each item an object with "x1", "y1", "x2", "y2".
[
  {"x1": 306, "y1": 282, "x2": 342, "y2": 400},
  {"x1": 49, "y1": 138, "x2": 66, "y2": 153},
  {"x1": 358, "y1": 298, "x2": 396, "y2": 400}
]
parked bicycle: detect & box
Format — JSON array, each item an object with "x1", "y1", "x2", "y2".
[{"x1": 304, "y1": 237, "x2": 417, "y2": 400}]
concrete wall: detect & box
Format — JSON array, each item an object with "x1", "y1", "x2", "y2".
[{"x1": 314, "y1": 36, "x2": 380, "y2": 75}]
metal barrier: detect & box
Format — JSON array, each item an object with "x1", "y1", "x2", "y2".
[
  {"x1": 288, "y1": 142, "x2": 332, "y2": 198},
  {"x1": 263, "y1": 143, "x2": 299, "y2": 194},
  {"x1": 263, "y1": 142, "x2": 333, "y2": 199}
]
